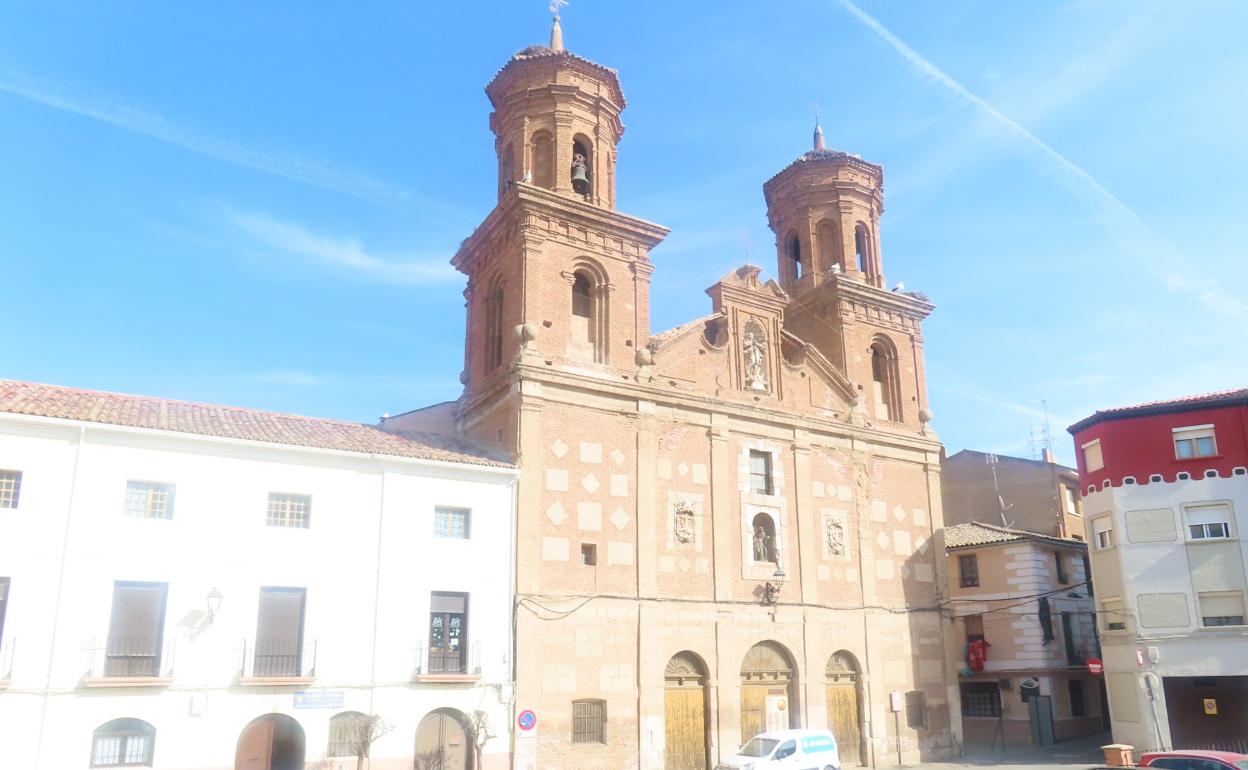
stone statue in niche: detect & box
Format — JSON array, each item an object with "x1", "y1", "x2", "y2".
[
  {"x1": 673, "y1": 502, "x2": 695, "y2": 544},
  {"x1": 743, "y1": 323, "x2": 768, "y2": 391},
  {"x1": 825, "y1": 517, "x2": 845, "y2": 556},
  {"x1": 752, "y1": 525, "x2": 771, "y2": 562}
]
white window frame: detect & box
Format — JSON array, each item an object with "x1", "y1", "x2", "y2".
[
  {"x1": 0, "y1": 469, "x2": 21, "y2": 509},
  {"x1": 1183, "y1": 502, "x2": 1233, "y2": 542},
  {"x1": 266, "y1": 492, "x2": 311, "y2": 529},
  {"x1": 124, "y1": 480, "x2": 175, "y2": 520},
  {"x1": 1198, "y1": 591, "x2": 1247, "y2": 628},
  {"x1": 1092, "y1": 516, "x2": 1115, "y2": 550},
  {"x1": 1062, "y1": 485, "x2": 1079, "y2": 517},
  {"x1": 1173, "y1": 424, "x2": 1217, "y2": 460},
  {"x1": 1081, "y1": 439, "x2": 1104, "y2": 473},
  {"x1": 434, "y1": 507, "x2": 470, "y2": 539}
]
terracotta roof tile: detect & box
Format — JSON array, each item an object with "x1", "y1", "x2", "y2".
[
  {"x1": 1068, "y1": 387, "x2": 1248, "y2": 433},
  {"x1": 944, "y1": 521, "x2": 1083, "y2": 550},
  {"x1": 0, "y1": 380, "x2": 511, "y2": 468}
]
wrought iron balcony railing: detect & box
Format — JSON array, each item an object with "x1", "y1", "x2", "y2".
[{"x1": 238, "y1": 638, "x2": 316, "y2": 680}]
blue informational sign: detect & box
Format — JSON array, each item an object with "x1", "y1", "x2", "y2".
[{"x1": 294, "y1": 691, "x2": 345, "y2": 709}]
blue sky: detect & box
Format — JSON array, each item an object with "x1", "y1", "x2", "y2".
[{"x1": 3, "y1": 1, "x2": 1246, "y2": 465}]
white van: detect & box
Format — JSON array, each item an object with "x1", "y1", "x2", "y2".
[{"x1": 717, "y1": 729, "x2": 841, "y2": 770}]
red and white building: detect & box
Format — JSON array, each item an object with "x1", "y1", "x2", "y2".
[{"x1": 1068, "y1": 388, "x2": 1248, "y2": 753}]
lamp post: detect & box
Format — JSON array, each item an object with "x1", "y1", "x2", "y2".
[
  {"x1": 206, "y1": 588, "x2": 223, "y2": 622},
  {"x1": 763, "y1": 565, "x2": 786, "y2": 605}
]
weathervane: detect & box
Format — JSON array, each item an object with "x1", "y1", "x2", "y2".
[{"x1": 550, "y1": 0, "x2": 569, "y2": 16}]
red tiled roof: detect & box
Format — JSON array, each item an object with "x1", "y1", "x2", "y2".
[
  {"x1": 0, "y1": 380, "x2": 511, "y2": 468},
  {"x1": 1068, "y1": 387, "x2": 1248, "y2": 434}
]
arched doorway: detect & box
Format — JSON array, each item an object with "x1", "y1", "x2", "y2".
[
  {"x1": 235, "y1": 714, "x2": 304, "y2": 770},
  {"x1": 414, "y1": 708, "x2": 471, "y2": 770},
  {"x1": 826, "y1": 651, "x2": 863, "y2": 766},
  {"x1": 740, "y1": 641, "x2": 797, "y2": 741},
  {"x1": 664, "y1": 651, "x2": 709, "y2": 770}
]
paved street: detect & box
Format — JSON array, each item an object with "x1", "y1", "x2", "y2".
[{"x1": 914, "y1": 733, "x2": 1111, "y2": 770}]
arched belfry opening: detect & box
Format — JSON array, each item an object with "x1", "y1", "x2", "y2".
[
  {"x1": 787, "y1": 233, "x2": 803, "y2": 284},
  {"x1": 853, "y1": 224, "x2": 869, "y2": 272},
  {"x1": 869, "y1": 336, "x2": 902, "y2": 422},
  {"x1": 826, "y1": 651, "x2": 865, "y2": 766},
  {"x1": 664, "y1": 652, "x2": 710, "y2": 770},
  {"x1": 740, "y1": 641, "x2": 799, "y2": 741},
  {"x1": 499, "y1": 142, "x2": 515, "y2": 198},
  {"x1": 817, "y1": 219, "x2": 842, "y2": 274},
  {"x1": 531, "y1": 131, "x2": 554, "y2": 190},
  {"x1": 571, "y1": 136, "x2": 593, "y2": 197}
]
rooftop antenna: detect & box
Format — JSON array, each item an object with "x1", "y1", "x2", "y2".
[
  {"x1": 985, "y1": 453, "x2": 1014, "y2": 528},
  {"x1": 739, "y1": 229, "x2": 754, "y2": 268},
  {"x1": 1026, "y1": 399, "x2": 1053, "y2": 460}
]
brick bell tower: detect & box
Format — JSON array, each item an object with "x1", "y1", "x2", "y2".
[
  {"x1": 451, "y1": 15, "x2": 668, "y2": 451},
  {"x1": 763, "y1": 121, "x2": 935, "y2": 432}
]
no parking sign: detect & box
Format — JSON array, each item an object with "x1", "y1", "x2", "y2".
[{"x1": 517, "y1": 709, "x2": 537, "y2": 736}]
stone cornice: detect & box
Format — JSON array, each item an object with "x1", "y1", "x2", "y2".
[
  {"x1": 452, "y1": 184, "x2": 668, "y2": 275},
  {"x1": 822, "y1": 274, "x2": 934, "y2": 320},
  {"x1": 486, "y1": 49, "x2": 626, "y2": 110},
  {"x1": 461, "y1": 364, "x2": 940, "y2": 458}
]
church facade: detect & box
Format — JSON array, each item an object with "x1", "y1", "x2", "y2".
[{"x1": 391, "y1": 17, "x2": 959, "y2": 769}]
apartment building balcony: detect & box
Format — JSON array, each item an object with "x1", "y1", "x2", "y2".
[
  {"x1": 238, "y1": 638, "x2": 316, "y2": 685},
  {"x1": 83, "y1": 636, "x2": 174, "y2": 687},
  {"x1": 412, "y1": 638, "x2": 480, "y2": 683}
]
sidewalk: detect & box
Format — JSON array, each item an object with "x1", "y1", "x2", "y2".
[{"x1": 913, "y1": 732, "x2": 1111, "y2": 769}]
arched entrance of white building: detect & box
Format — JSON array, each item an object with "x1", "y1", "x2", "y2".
[
  {"x1": 740, "y1": 641, "x2": 798, "y2": 742},
  {"x1": 414, "y1": 708, "x2": 471, "y2": 770},
  {"x1": 235, "y1": 713, "x2": 304, "y2": 770},
  {"x1": 826, "y1": 650, "x2": 864, "y2": 766},
  {"x1": 664, "y1": 651, "x2": 710, "y2": 770}
]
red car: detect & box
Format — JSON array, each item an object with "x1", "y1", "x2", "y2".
[{"x1": 1140, "y1": 751, "x2": 1248, "y2": 770}]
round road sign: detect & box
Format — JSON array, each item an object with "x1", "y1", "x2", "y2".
[{"x1": 517, "y1": 709, "x2": 537, "y2": 731}]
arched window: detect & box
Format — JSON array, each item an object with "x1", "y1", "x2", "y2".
[
  {"x1": 327, "y1": 711, "x2": 368, "y2": 758},
  {"x1": 571, "y1": 136, "x2": 593, "y2": 196},
  {"x1": 788, "y1": 234, "x2": 803, "y2": 282},
  {"x1": 91, "y1": 718, "x2": 155, "y2": 767},
  {"x1": 530, "y1": 131, "x2": 554, "y2": 189},
  {"x1": 569, "y1": 266, "x2": 607, "y2": 364},
  {"x1": 751, "y1": 512, "x2": 777, "y2": 563},
  {"x1": 817, "y1": 220, "x2": 841, "y2": 273},
  {"x1": 484, "y1": 277, "x2": 504, "y2": 372},
  {"x1": 870, "y1": 336, "x2": 902, "y2": 422},
  {"x1": 854, "y1": 223, "x2": 871, "y2": 274}
]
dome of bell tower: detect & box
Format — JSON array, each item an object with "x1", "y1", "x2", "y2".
[{"x1": 485, "y1": 16, "x2": 625, "y2": 208}]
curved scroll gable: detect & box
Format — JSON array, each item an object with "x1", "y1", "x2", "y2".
[{"x1": 779, "y1": 328, "x2": 859, "y2": 404}]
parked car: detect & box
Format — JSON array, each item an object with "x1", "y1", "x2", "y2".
[
  {"x1": 717, "y1": 729, "x2": 840, "y2": 770},
  {"x1": 1140, "y1": 751, "x2": 1248, "y2": 770}
]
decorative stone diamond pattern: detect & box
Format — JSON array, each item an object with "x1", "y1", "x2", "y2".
[
  {"x1": 678, "y1": 557, "x2": 691, "y2": 573},
  {"x1": 550, "y1": 439, "x2": 568, "y2": 459},
  {"x1": 892, "y1": 505, "x2": 907, "y2": 523},
  {"x1": 610, "y1": 507, "x2": 630, "y2": 530},
  {"x1": 875, "y1": 531, "x2": 891, "y2": 551},
  {"x1": 677, "y1": 462, "x2": 689, "y2": 478},
  {"x1": 611, "y1": 448, "x2": 625, "y2": 466},
  {"x1": 581, "y1": 473, "x2": 600, "y2": 494},
  {"x1": 546, "y1": 502, "x2": 567, "y2": 525},
  {"x1": 580, "y1": 442, "x2": 602, "y2": 464}
]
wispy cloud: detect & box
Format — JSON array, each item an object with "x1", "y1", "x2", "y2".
[
  {"x1": 833, "y1": 0, "x2": 1248, "y2": 330},
  {"x1": 0, "y1": 67, "x2": 443, "y2": 213},
  {"x1": 231, "y1": 211, "x2": 457, "y2": 285}
]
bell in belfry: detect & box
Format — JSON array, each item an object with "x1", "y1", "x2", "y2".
[{"x1": 570, "y1": 153, "x2": 590, "y2": 194}]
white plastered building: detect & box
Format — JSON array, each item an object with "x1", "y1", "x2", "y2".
[{"x1": 0, "y1": 380, "x2": 517, "y2": 770}]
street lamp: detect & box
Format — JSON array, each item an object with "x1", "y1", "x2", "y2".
[
  {"x1": 206, "y1": 588, "x2": 223, "y2": 622},
  {"x1": 763, "y1": 565, "x2": 786, "y2": 605}
]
